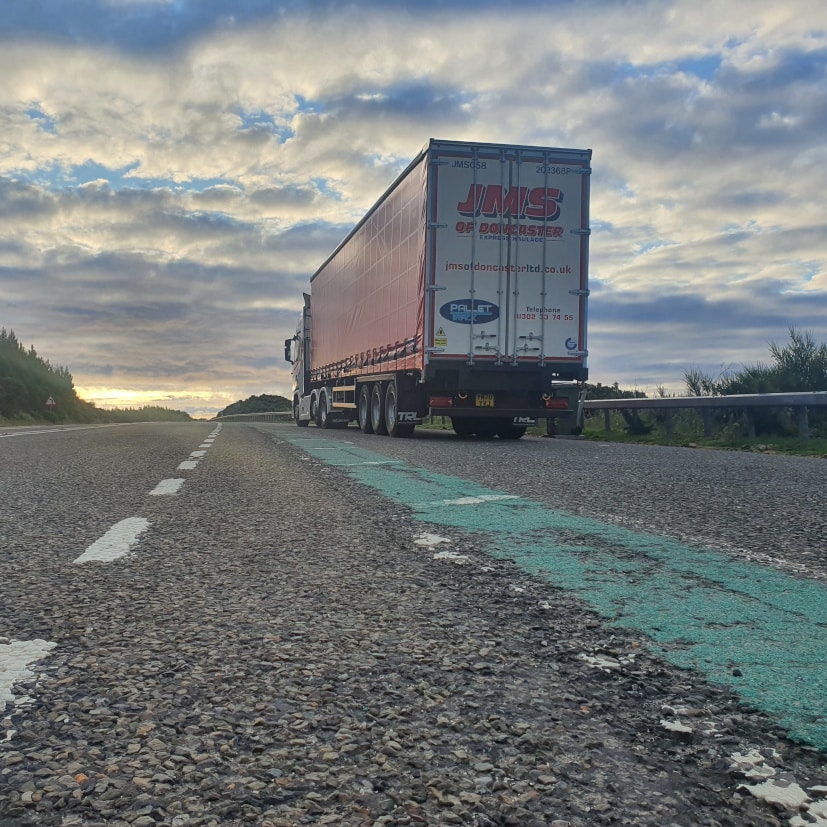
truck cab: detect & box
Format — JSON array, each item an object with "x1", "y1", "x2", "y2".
[{"x1": 284, "y1": 293, "x2": 312, "y2": 426}]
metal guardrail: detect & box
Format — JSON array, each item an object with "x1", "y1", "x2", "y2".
[
  {"x1": 216, "y1": 393, "x2": 827, "y2": 446},
  {"x1": 215, "y1": 411, "x2": 292, "y2": 423},
  {"x1": 583, "y1": 392, "x2": 827, "y2": 445}
]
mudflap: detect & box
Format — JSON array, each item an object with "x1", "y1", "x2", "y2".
[{"x1": 395, "y1": 374, "x2": 425, "y2": 425}]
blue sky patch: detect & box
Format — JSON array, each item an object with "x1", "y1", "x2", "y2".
[
  {"x1": 26, "y1": 105, "x2": 57, "y2": 133},
  {"x1": 10, "y1": 159, "x2": 234, "y2": 194}
]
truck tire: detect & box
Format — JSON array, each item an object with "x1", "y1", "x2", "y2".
[
  {"x1": 474, "y1": 420, "x2": 498, "y2": 439},
  {"x1": 496, "y1": 422, "x2": 527, "y2": 440},
  {"x1": 385, "y1": 381, "x2": 414, "y2": 438},
  {"x1": 370, "y1": 383, "x2": 388, "y2": 435},
  {"x1": 358, "y1": 384, "x2": 374, "y2": 434},
  {"x1": 294, "y1": 398, "x2": 309, "y2": 427},
  {"x1": 318, "y1": 392, "x2": 331, "y2": 429},
  {"x1": 451, "y1": 416, "x2": 475, "y2": 437}
]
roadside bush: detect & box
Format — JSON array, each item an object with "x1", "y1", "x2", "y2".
[{"x1": 683, "y1": 328, "x2": 827, "y2": 439}]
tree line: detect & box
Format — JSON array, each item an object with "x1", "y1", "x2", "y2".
[{"x1": 0, "y1": 328, "x2": 191, "y2": 423}]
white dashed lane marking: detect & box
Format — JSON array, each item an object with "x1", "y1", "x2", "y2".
[
  {"x1": 5, "y1": 429, "x2": 223, "y2": 738},
  {"x1": 149, "y1": 478, "x2": 185, "y2": 496},
  {"x1": 73, "y1": 517, "x2": 150, "y2": 564},
  {"x1": 75, "y1": 428, "x2": 220, "y2": 562}
]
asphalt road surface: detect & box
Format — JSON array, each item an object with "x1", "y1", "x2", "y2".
[{"x1": 1, "y1": 421, "x2": 825, "y2": 826}]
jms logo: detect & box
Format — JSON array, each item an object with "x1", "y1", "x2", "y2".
[
  {"x1": 440, "y1": 299, "x2": 500, "y2": 325},
  {"x1": 457, "y1": 185, "x2": 563, "y2": 221}
]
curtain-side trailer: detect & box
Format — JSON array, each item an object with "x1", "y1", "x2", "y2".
[{"x1": 284, "y1": 138, "x2": 592, "y2": 439}]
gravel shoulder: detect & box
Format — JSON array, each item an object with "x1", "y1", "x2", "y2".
[{"x1": 1, "y1": 424, "x2": 826, "y2": 826}]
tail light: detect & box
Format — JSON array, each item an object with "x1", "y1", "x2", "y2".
[{"x1": 429, "y1": 396, "x2": 454, "y2": 407}]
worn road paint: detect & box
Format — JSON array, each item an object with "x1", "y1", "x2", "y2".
[
  {"x1": 73, "y1": 518, "x2": 150, "y2": 564},
  {"x1": 277, "y1": 433, "x2": 827, "y2": 751},
  {"x1": 440, "y1": 494, "x2": 519, "y2": 505},
  {"x1": 178, "y1": 460, "x2": 198, "y2": 470},
  {"x1": 149, "y1": 478, "x2": 185, "y2": 496},
  {"x1": 0, "y1": 639, "x2": 57, "y2": 718}
]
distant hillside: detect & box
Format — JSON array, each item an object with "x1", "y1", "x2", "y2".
[
  {"x1": 217, "y1": 393, "x2": 291, "y2": 417},
  {"x1": 106, "y1": 406, "x2": 192, "y2": 422}
]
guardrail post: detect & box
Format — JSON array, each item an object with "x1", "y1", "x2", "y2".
[
  {"x1": 665, "y1": 409, "x2": 673, "y2": 444},
  {"x1": 798, "y1": 406, "x2": 809, "y2": 448},
  {"x1": 603, "y1": 410, "x2": 611, "y2": 433},
  {"x1": 702, "y1": 408, "x2": 714, "y2": 438},
  {"x1": 747, "y1": 410, "x2": 756, "y2": 439}
]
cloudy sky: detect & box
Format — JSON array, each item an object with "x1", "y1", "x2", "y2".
[{"x1": 2, "y1": 0, "x2": 825, "y2": 417}]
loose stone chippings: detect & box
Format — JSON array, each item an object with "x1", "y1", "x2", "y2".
[{"x1": 1, "y1": 423, "x2": 825, "y2": 827}]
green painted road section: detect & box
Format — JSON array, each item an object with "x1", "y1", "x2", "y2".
[{"x1": 279, "y1": 433, "x2": 827, "y2": 751}]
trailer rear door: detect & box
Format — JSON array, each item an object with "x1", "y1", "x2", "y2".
[{"x1": 426, "y1": 141, "x2": 591, "y2": 369}]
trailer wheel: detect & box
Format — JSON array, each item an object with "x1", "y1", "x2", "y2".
[
  {"x1": 358, "y1": 384, "x2": 374, "y2": 434},
  {"x1": 496, "y1": 423, "x2": 527, "y2": 440},
  {"x1": 451, "y1": 416, "x2": 475, "y2": 437},
  {"x1": 385, "y1": 381, "x2": 414, "y2": 438},
  {"x1": 474, "y1": 421, "x2": 498, "y2": 439},
  {"x1": 318, "y1": 392, "x2": 331, "y2": 429},
  {"x1": 370, "y1": 383, "x2": 388, "y2": 435}
]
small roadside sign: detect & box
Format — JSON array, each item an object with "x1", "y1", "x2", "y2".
[{"x1": 45, "y1": 396, "x2": 56, "y2": 410}]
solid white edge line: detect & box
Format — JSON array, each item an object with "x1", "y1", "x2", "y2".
[{"x1": 73, "y1": 517, "x2": 150, "y2": 564}]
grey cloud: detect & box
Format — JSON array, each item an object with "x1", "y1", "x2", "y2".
[
  {"x1": 0, "y1": 178, "x2": 58, "y2": 219},
  {"x1": 581, "y1": 46, "x2": 825, "y2": 179},
  {"x1": 235, "y1": 123, "x2": 279, "y2": 144},
  {"x1": 192, "y1": 185, "x2": 244, "y2": 207},
  {"x1": 717, "y1": 190, "x2": 785, "y2": 210},
  {"x1": 147, "y1": 209, "x2": 251, "y2": 240},
  {"x1": 722, "y1": 47, "x2": 827, "y2": 95},
  {"x1": 56, "y1": 301, "x2": 189, "y2": 325},
  {"x1": 248, "y1": 186, "x2": 317, "y2": 208},
  {"x1": 260, "y1": 220, "x2": 352, "y2": 259},
  {"x1": 0, "y1": 239, "x2": 31, "y2": 258},
  {"x1": 591, "y1": 286, "x2": 825, "y2": 331},
  {"x1": 588, "y1": 281, "x2": 827, "y2": 389}
]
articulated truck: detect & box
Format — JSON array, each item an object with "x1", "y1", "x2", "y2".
[{"x1": 284, "y1": 139, "x2": 591, "y2": 439}]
